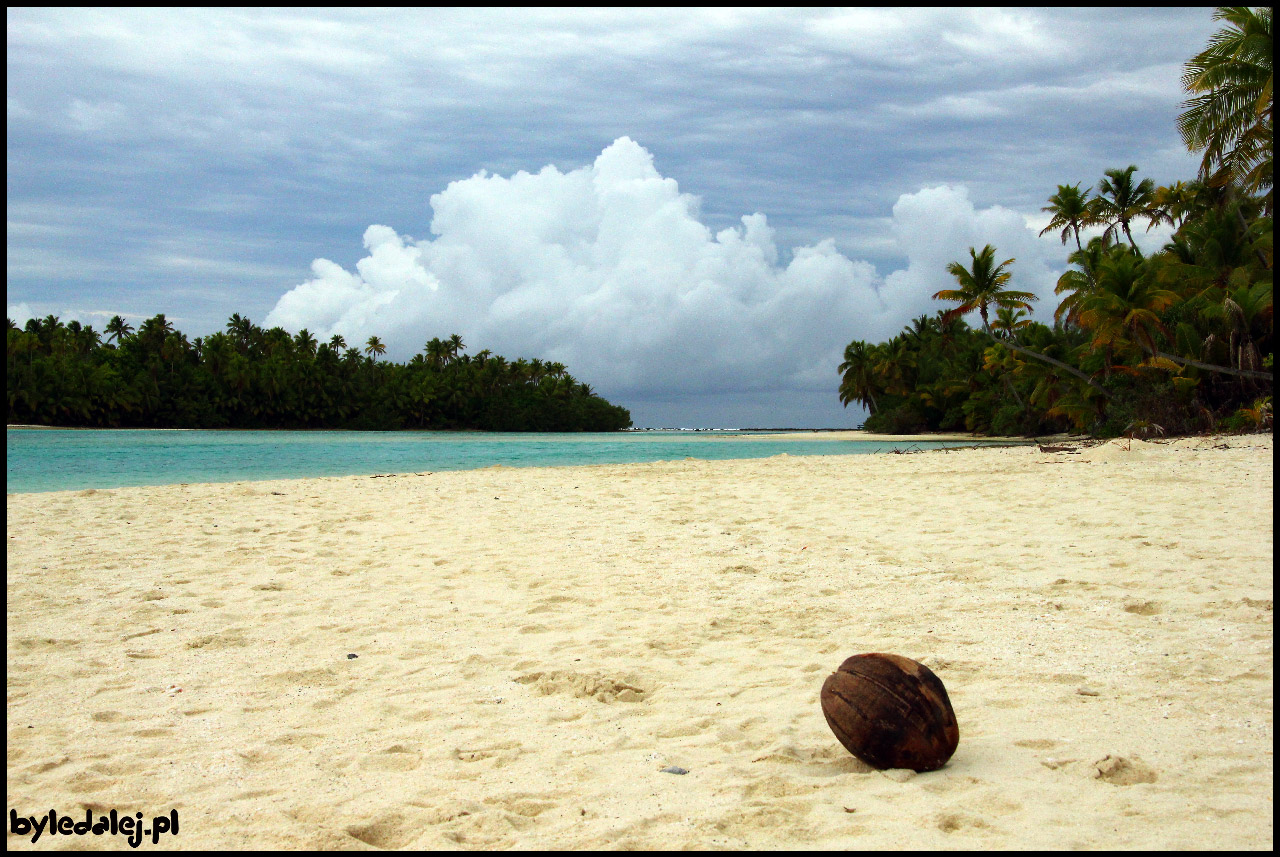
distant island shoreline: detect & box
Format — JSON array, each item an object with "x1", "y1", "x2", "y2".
[{"x1": 5, "y1": 422, "x2": 1034, "y2": 442}]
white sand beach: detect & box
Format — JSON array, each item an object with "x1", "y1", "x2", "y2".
[
  {"x1": 6, "y1": 436, "x2": 1273, "y2": 849},
  {"x1": 691, "y1": 431, "x2": 1029, "y2": 443}
]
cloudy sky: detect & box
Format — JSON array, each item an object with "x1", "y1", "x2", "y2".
[{"x1": 7, "y1": 8, "x2": 1218, "y2": 427}]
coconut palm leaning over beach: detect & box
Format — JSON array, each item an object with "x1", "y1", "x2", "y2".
[{"x1": 934, "y1": 245, "x2": 1111, "y2": 397}]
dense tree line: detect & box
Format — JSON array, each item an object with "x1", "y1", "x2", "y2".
[
  {"x1": 6, "y1": 315, "x2": 632, "y2": 431},
  {"x1": 840, "y1": 7, "x2": 1272, "y2": 438}
]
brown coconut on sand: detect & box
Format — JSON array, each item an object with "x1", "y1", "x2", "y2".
[{"x1": 821, "y1": 652, "x2": 960, "y2": 772}]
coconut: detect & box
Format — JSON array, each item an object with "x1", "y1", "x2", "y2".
[{"x1": 820, "y1": 652, "x2": 959, "y2": 772}]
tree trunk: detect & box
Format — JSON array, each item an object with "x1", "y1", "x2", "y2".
[
  {"x1": 1223, "y1": 184, "x2": 1270, "y2": 270},
  {"x1": 980, "y1": 325, "x2": 1111, "y2": 398},
  {"x1": 1123, "y1": 220, "x2": 1138, "y2": 251},
  {"x1": 1147, "y1": 346, "x2": 1273, "y2": 380},
  {"x1": 1002, "y1": 374, "x2": 1025, "y2": 409}
]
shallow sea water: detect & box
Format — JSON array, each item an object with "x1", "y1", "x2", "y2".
[{"x1": 6, "y1": 428, "x2": 1026, "y2": 493}]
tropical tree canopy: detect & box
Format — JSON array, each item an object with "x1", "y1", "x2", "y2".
[
  {"x1": 1039, "y1": 183, "x2": 1094, "y2": 250},
  {"x1": 933, "y1": 244, "x2": 1038, "y2": 330},
  {"x1": 847, "y1": 12, "x2": 1273, "y2": 444},
  {"x1": 7, "y1": 315, "x2": 631, "y2": 431},
  {"x1": 1092, "y1": 165, "x2": 1158, "y2": 250},
  {"x1": 1178, "y1": 6, "x2": 1273, "y2": 209}
]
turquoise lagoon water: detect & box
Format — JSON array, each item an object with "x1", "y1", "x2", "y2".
[{"x1": 6, "y1": 428, "x2": 1026, "y2": 494}]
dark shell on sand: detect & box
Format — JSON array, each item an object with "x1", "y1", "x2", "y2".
[{"x1": 820, "y1": 653, "x2": 959, "y2": 772}]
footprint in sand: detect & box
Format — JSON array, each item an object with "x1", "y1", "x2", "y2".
[
  {"x1": 186, "y1": 629, "x2": 250, "y2": 649},
  {"x1": 132, "y1": 727, "x2": 173, "y2": 739},
  {"x1": 27, "y1": 756, "x2": 73, "y2": 774},
  {"x1": 486, "y1": 793, "x2": 559, "y2": 818},
  {"x1": 268, "y1": 731, "x2": 325, "y2": 749},
  {"x1": 936, "y1": 812, "x2": 993, "y2": 833},
  {"x1": 723, "y1": 564, "x2": 760, "y2": 575},
  {"x1": 359, "y1": 744, "x2": 423, "y2": 772},
  {"x1": 1014, "y1": 738, "x2": 1064, "y2": 750},
  {"x1": 90, "y1": 710, "x2": 129, "y2": 723},
  {"x1": 742, "y1": 774, "x2": 823, "y2": 799},
  {"x1": 87, "y1": 758, "x2": 147, "y2": 776},
  {"x1": 713, "y1": 804, "x2": 805, "y2": 838},
  {"x1": 514, "y1": 670, "x2": 650, "y2": 703},
  {"x1": 454, "y1": 740, "x2": 523, "y2": 765},
  {"x1": 1093, "y1": 754, "x2": 1158, "y2": 785},
  {"x1": 14, "y1": 636, "x2": 83, "y2": 652},
  {"x1": 341, "y1": 808, "x2": 438, "y2": 850},
  {"x1": 64, "y1": 770, "x2": 115, "y2": 793},
  {"x1": 527, "y1": 594, "x2": 586, "y2": 614}
]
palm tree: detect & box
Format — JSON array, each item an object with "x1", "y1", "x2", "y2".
[
  {"x1": 160, "y1": 332, "x2": 187, "y2": 376},
  {"x1": 838, "y1": 340, "x2": 882, "y2": 414},
  {"x1": 991, "y1": 307, "x2": 1032, "y2": 340},
  {"x1": 1077, "y1": 251, "x2": 1181, "y2": 361},
  {"x1": 447, "y1": 333, "x2": 466, "y2": 362},
  {"x1": 904, "y1": 314, "x2": 936, "y2": 343},
  {"x1": 1201, "y1": 279, "x2": 1273, "y2": 375},
  {"x1": 1146, "y1": 181, "x2": 1201, "y2": 232},
  {"x1": 1039, "y1": 183, "x2": 1094, "y2": 251},
  {"x1": 75, "y1": 323, "x2": 101, "y2": 355},
  {"x1": 873, "y1": 337, "x2": 918, "y2": 397},
  {"x1": 936, "y1": 245, "x2": 1108, "y2": 396},
  {"x1": 294, "y1": 328, "x2": 317, "y2": 357},
  {"x1": 1148, "y1": 206, "x2": 1274, "y2": 380},
  {"x1": 364, "y1": 336, "x2": 386, "y2": 359},
  {"x1": 424, "y1": 337, "x2": 448, "y2": 368},
  {"x1": 227, "y1": 314, "x2": 254, "y2": 354},
  {"x1": 1155, "y1": 201, "x2": 1261, "y2": 296},
  {"x1": 136, "y1": 315, "x2": 175, "y2": 355},
  {"x1": 935, "y1": 245, "x2": 1037, "y2": 330},
  {"x1": 1055, "y1": 237, "x2": 1121, "y2": 326},
  {"x1": 105, "y1": 315, "x2": 134, "y2": 344},
  {"x1": 328, "y1": 334, "x2": 347, "y2": 351},
  {"x1": 33, "y1": 315, "x2": 62, "y2": 352},
  {"x1": 932, "y1": 309, "x2": 967, "y2": 346},
  {"x1": 1177, "y1": 6, "x2": 1273, "y2": 208},
  {"x1": 1093, "y1": 165, "x2": 1157, "y2": 250}
]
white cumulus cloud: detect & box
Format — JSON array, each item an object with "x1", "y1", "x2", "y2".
[{"x1": 265, "y1": 137, "x2": 1068, "y2": 403}]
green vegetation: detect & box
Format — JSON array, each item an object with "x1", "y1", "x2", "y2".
[
  {"x1": 840, "y1": 7, "x2": 1272, "y2": 438},
  {"x1": 6, "y1": 316, "x2": 632, "y2": 431}
]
